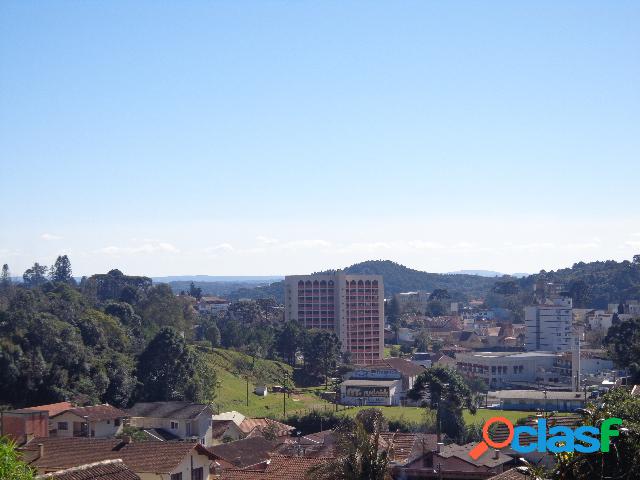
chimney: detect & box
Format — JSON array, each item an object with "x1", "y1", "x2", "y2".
[
  {"x1": 122, "y1": 435, "x2": 132, "y2": 444},
  {"x1": 436, "y1": 442, "x2": 443, "y2": 453},
  {"x1": 38, "y1": 443, "x2": 44, "y2": 458},
  {"x1": 493, "y1": 449, "x2": 500, "y2": 459}
]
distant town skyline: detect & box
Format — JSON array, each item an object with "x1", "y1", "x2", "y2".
[{"x1": 1, "y1": 2, "x2": 639, "y2": 277}]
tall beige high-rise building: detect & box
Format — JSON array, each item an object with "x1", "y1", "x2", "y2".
[{"x1": 284, "y1": 273, "x2": 384, "y2": 365}]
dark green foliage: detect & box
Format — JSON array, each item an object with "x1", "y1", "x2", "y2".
[
  {"x1": 135, "y1": 327, "x2": 199, "y2": 401},
  {"x1": 408, "y1": 366, "x2": 476, "y2": 443},
  {"x1": 555, "y1": 388, "x2": 640, "y2": 479},
  {"x1": 605, "y1": 317, "x2": 640, "y2": 382},
  {"x1": 0, "y1": 263, "x2": 215, "y2": 408},
  {"x1": 284, "y1": 410, "x2": 354, "y2": 435},
  {"x1": 87, "y1": 269, "x2": 152, "y2": 303},
  {"x1": 302, "y1": 329, "x2": 341, "y2": 387},
  {"x1": 355, "y1": 408, "x2": 389, "y2": 434},
  {"x1": 492, "y1": 280, "x2": 519, "y2": 295},
  {"x1": 198, "y1": 316, "x2": 221, "y2": 348},
  {"x1": 1, "y1": 264, "x2": 10, "y2": 289},
  {"x1": 22, "y1": 263, "x2": 48, "y2": 288},
  {"x1": 50, "y1": 255, "x2": 74, "y2": 284},
  {"x1": 276, "y1": 320, "x2": 303, "y2": 366},
  {"x1": 188, "y1": 281, "x2": 202, "y2": 300},
  {"x1": 309, "y1": 419, "x2": 389, "y2": 480}
]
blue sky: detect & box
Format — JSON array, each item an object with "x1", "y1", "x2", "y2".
[{"x1": 1, "y1": 1, "x2": 639, "y2": 276}]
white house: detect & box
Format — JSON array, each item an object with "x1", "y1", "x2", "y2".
[
  {"x1": 127, "y1": 401, "x2": 215, "y2": 446},
  {"x1": 50, "y1": 404, "x2": 127, "y2": 438}
]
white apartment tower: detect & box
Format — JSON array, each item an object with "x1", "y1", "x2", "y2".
[
  {"x1": 524, "y1": 296, "x2": 573, "y2": 352},
  {"x1": 284, "y1": 273, "x2": 384, "y2": 365}
]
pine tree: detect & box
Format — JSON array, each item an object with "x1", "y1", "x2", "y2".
[
  {"x1": 50, "y1": 255, "x2": 73, "y2": 283},
  {"x1": 1, "y1": 264, "x2": 11, "y2": 288}
]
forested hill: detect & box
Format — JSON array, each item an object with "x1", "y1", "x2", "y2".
[
  {"x1": 227, "y1": 260, "x2": 501, "y2": 302},
  {"x1": 520, "y1": 257, "x2": 640, "y2": 309}
]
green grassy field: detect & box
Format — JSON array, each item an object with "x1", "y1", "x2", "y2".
[
  {"x1": 205, "y1": 348, "x2": 331, "y2": 417},
  {"x1": 340, "y1": 406, "x2": 540, "y2": 425}
]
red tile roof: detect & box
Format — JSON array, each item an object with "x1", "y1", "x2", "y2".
[
  {"x1": 52, "y1": 405, "x2": 128, "y2": 422},
  {"x1": 487, "y1": 468, "x2": 528, "y2": 480},
  {"x1": 239, "y1": 418, "x2": 294, "y2": 437},
  {"x1": 221, "y1": 455, "x2": 325, "y2": 480},
  {"x1": 18, "y1": 402, "x2": 75, "y2": 417},
  {"x1": 21, "y1": 437, "x2": 215, "y2": 474},
  {"x1": 36, "y1": 459, "x2": 140, "y2": 480}
]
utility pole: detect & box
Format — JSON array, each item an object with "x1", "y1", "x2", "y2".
[
  {"x1": 246, "y1": 375, "x2": 249, "y2": 407},
  {"x1": 283, "y1": 372, "x2": 289, "y2": 417}
]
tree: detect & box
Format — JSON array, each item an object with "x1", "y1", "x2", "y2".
[
  {"x1": 200, "y1": 318, "x2": 221, "y2": 348},
  {"x1": 189, "y1": 282, "x2": 203, "y2": 300},
  {"x1": 0, "y1": 437, "x2": 35, "y2": 480},
  {"x1": 303, "y1": 329, "x2": 341, "y2": 388},
  {"x1": 136, "y1": 327, "x2": 201, "y2": 401},
  {"x1": 605, "y1": 317, "x2": 640, "y2": 383},
  {"x1": 22, "y1": 263, "x2": 48, "y2": 288},
  {"x1": 425, "y1": 301, "x2": 446, "y2": 317},
  {"x1": 408, "y1": 366, "x2": 476, "y2": 443},
  {"x1": 492, "y1": 280, "x2": 519, "y2": 296},
  {"x1": 413, "y1": 329, "x2": 431, "y2": 352},
  {"x1": 429, "y1": 289, "x2": 450, "y2": 301},
  {"x1": 1, "y1": 264, "x2": 10, "y2": 289},
  {"x1": 309, "y1": 419, "x2": 390, "y2": 480},
  {"x1": 50, "y1": 255, "x2": 73, "y2": 283},
  {"x1": 555, "y1": 388, "x2": 640, "y2": 479},
  {"x1": 276, "y1": 320, "x2": 303, "y2": 366},
  {"x1": 634, "y1": 254, "x2": 640, "y2": 265},
  {"x1": 355, "y1": 408, "x2": 389, "y2": 434},
  {"x1": 567, "y1": 280, "x2": 591, "y2": 308}
]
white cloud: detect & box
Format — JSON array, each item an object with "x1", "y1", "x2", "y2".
[
  {"x1": 203, "y1": 243, "x2": 235, "y2": 254},
  {"x1": 256, "y1": 236, "x2": 279, "y2": 245},
  {"x1": 338, "y1": 242, "x2": 392, "y2": 254},
  {"x1": 408, "y1": 240, "x2": 444, "y2": 250},
  {"x1": 41, "y1": 233, "x2": 63, "y2": 241},
  {"x1": 281, "y1": 239, "x2": 332, "y2": 249},
  {"x1": 98, "y1": 241, "x2": 180, "y2": 255},
  {"x1": 624, "y1": 240, "x2": 640, "y2": 249}
]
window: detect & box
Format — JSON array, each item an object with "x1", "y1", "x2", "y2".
[
  {"x1": 170, "y1": 474, "x2": 183, "y2": 480},
  {"x1": 171, "y1": 421, "x2": 179, "y2": 429},
  {"x1": 114, "y1": 419, "x2": 121, "y2": 426},
  {"x1": 57, "y1": 422, "x2": 68, "y2": 431},
  {"x1": 191, "y1": 467, "x2": 203, "y2": 480}
]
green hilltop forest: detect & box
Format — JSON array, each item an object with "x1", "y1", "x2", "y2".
[{"x1": 226, "y1": 257, "x2": 640, "y2": 310}]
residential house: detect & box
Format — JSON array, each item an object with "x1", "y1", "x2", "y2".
[
  {"x1": 210, "y1": 412, "x2": 294, "y2": 444},
  {"x1": 36, "y1": 459, "x2": 140, "y2": 480},
  {"x1": 487, "y1": 469, "x2": 529, "y2": 480},
  {"x1": 208, "y1": 437, "x2": 277, "y2": 470},
  {"x1": 392, "y1": 442, "x2": 513, "y2": 479},
  {"x1": 50, "y1": 404, "x2": 127, "y2": 438},
  {"x1": 220, "y1": 454, "x2": 325, "y2": 480},
  {"x1": 127, "y1": 401, "x2": 215, "y2": 446},
  {"x1": 21, "y1": 437, "x2": 217, "y2": 480},
  {"x1": 450, "y1": 330, "x2": 484, "y2": 350}
]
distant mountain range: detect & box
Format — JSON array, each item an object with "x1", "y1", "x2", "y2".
[{"x1": 447, "y1": 270, "x2": 529, "y2": 278}]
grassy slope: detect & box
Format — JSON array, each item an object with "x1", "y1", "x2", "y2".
[
  {"x1": 340, "y1": 406, "x2": 540, "y2": 425},
  {"x1": 205, "y1": 348, "x2": 331, "y2": 417}
]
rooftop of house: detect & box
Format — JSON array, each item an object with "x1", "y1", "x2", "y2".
[
  {"x1": 240, "y1": 418, "x2": 294, "y2": 437},
  {"x1": 371, "y1": 357, "x2": 425, "y2": 377},
  {"x1": 487, "y1": 468, "x2": 529, "y2": 480},
  {"x1": 52, "y1": 404, "x2": 128, "y2": 422},
  {"x1": 211, "y1": 420, "x2": 238, "y2": 438},
  {"x1": 21, "y1": 437, "x2": 214, "y2": 474},
  {"x1": 126, "y1": 401, "x2": 211, "y2": 420},
  {"x1": 15, "y1": 402, "x2": 75, "y2": 417},
  {"x1": 379, "y1": 432, "x2": 438, "y2": 464},
  {"x1": 438, "y1": 442, "x2": 512, "y2": 469},
  {"x1": 491, "y1": 390, "x2": 586, "y2": 400},
  {"x1": 273, "y1": 430, "x2": 336, "y2": 458},
  {"x1": 35, "y1": 459, "x2": 140, "y2": 480},
  {"x1": 220, "y1": 454, "x2": 326, "y2": 480},
  {"x1": 208, "y1": 437, "x2": 277, "y2": 469},
  {"x1": 341, "y1": 379, "x2": 399, "y2": 387},
  {"x1": 213, "y1": 411, "x2": 246, "y2": 426}
]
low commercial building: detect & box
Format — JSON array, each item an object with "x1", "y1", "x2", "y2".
[
  {"x1": 340, "y1": 379, "x2": 401, "y2": 406},
  {"x1": 492, "y1": 390, "x2": 586, "y2": 412},
  {"x1": 456, "y1": 351, "x2": 560, "y2": 389}
]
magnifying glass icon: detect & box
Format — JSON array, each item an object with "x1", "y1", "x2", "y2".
[{"x1": 469, "y1": 416, "x2": 514, "y2": 460}]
